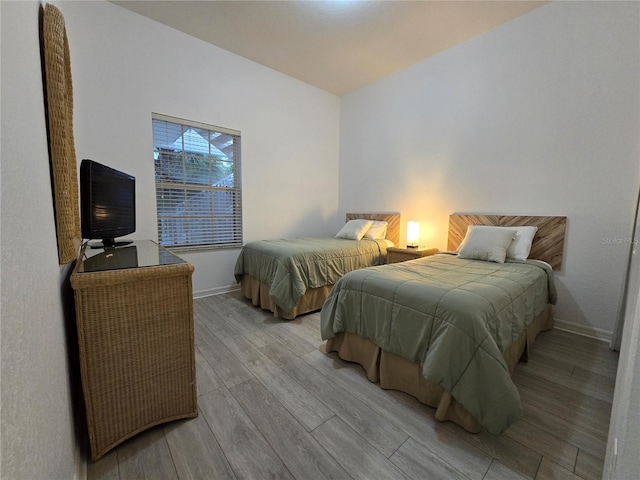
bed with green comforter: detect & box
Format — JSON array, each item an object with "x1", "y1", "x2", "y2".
[
  {"x1": 234, "y1": 237, "x2": 390, "y2": 317},
  {"x1": 320, "y1": 253, "x2": 556, "y2": 433}
]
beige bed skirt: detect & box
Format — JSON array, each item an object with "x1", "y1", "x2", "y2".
[
  {"x1": 323, "y1": 305, "x2": 554, "y2": 433},
  {"x1": 240, "y1": 274, "x2": 332, "y2": 320}
]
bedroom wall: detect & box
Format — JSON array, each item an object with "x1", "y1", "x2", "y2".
[
  {"x1": 58, "y1": 0, "x2": 341, "y2": 297},
  {"x1": 1, "y1": 2, "x2": 81, "y2": 479},
  {"x1": 338, "y1": 1, "x2": 640, "y2": 339}
]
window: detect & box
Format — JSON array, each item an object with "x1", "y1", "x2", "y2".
[{"x1": 152, "y1": 113, "x2": 242, "y2": 249}]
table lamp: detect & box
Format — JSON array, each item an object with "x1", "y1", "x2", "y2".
[{"x1": 407, "y1": 221, "x2": 420, "y2": 248}]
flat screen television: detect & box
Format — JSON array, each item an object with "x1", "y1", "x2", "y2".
[{"x1": 80, "y1": 159, "x2": 136, "y2": 249}]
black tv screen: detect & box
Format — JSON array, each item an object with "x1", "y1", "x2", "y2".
[{"x1": 80, "y1": 159, "x2": 136, "y2": 248}]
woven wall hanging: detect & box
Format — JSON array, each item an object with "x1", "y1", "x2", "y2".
[{"x1": 42, "y1": 3, "x2": 81, "y2": 264}]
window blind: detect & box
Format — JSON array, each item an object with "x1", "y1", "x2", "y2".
[{"x1": 152, "y1": 114, "x2": 242, "y2": 249}]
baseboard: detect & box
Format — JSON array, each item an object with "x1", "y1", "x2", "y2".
[
  {"x1": 76, "y1": 441, "x2": 86, "y2": 480},
  {"x1": 193, "y1": 284, "x2": 240, "y2": 299},
  {"x1": 554, "y1": 318, "x2": 613, "y2": 343}
]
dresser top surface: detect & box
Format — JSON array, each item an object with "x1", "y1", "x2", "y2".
[{"x1": 77, "y1": 240, "x2": 185, "y2": 273}]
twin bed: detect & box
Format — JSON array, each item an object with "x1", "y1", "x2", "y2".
[
  {"x1": 321, "y1": 214, "x2": 566, "y2": 433},
  {"x1": 234, "y1": 213, "x2": 400, "y2": 319},
  {"x1": 234, "y1": 213, "x2": 567, "y2": 433}
]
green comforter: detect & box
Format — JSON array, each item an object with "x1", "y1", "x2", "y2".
[
  {"x1": 320, "y1": 253, "x2": 556, "y2": 433},
  {"x1": 234, "y1": 237, "x2": 388, "y2": 314}
]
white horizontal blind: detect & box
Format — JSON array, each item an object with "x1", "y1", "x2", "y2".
[{"x1": 152, "y1": 114, "x2": 242, "y2": 249}]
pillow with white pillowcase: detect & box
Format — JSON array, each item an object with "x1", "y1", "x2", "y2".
[
  {"x1": 363, "y1": 220, "x2": 388, "y2": 240},
  {"x1": 335, "y1": 219, "x2": 374, "y2": 241},
  {"x1": 468, "y1": 225, "x2": 538, "y2": 260},
  {"x1": 457, "y1": 225, "x2": 518, "y2": 263},
  {"x1": 506, "y1": 226, "x2": 538, "y2": 260}
]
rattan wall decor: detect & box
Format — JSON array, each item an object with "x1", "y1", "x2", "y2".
[{"x1": 42, "y1": 3, "x2": 81, "y2": 264}]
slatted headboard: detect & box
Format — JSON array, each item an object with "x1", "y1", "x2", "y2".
[
  {"x1": 346, "y1": 212, "x2": 401, "y2": 246},
  {"x1": 448, "y1": 214, "x2": 567, "y2": 270}
]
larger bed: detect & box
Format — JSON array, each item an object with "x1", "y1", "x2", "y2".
[
  {"x1": 235, "y1": 213, "x2": 400, "y2": 319},
  {"x1": 320, "y1": 214, "x2": 567, "y2": 434}
]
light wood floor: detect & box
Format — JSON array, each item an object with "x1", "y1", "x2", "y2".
[{"x1": 87, "y1": 291, "x2": 619, "y2": 480}]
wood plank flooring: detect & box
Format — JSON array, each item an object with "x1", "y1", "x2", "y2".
[{"x1": 87, "y1": 291, "x2": 619, "y2": 480}]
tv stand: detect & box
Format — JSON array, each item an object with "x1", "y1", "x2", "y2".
[
  {"x1": 89, "y1": 238, "x2": 133, "y2": 249},
  {"x1": 71, "y1": 240, "x2": 197, "y2": 461}
]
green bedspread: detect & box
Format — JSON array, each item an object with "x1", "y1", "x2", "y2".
[
  {"x1": 234, "y1": 237, "x2": 388, "y2": 314},
  {"x1": 320, "y1": 253, "x2": 556, "y2": 433}
]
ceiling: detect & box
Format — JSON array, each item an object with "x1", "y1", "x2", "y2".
[{"x1": 111, "y1": 0, "x2": 548, "y2": 96}]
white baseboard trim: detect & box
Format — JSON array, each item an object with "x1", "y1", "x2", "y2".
[
  {"x1": 193, "y1": 284, "x2": 240, "y2": 299},
  {"x1": 554, "y1": 318, "x2": 613, "y2": 343},
  {"x1": 76, "y1": 441, "x2": 86, "y2": 480}
]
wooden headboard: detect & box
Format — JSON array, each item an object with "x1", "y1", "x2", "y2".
[
  {"x1": 346, "y1": 212, "x2": 401, "y2": 246},
  {"x1": 447, "y1": 214, "x2": 567, "y2": 270}
]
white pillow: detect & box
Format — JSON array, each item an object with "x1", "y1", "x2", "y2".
[
  {"x1": 335, "y1": 219, "x2": 374, "y2": 241},
  {"x1": 469, "y1": 225, "x2": 538, "y2": 260},
  {"x1": 506, "y1": 226, "x2": 538, "y2": 260},
  {"x1": 457, "y1": 225, "x2": 517, "y2": 263},
  {"x1": 364, "y1": 220, "x2": 388, "y2": 240}
]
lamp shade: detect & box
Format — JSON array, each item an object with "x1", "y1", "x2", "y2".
[{"x1": 407, "y1": 221, "x2": 420, "y2": 247}]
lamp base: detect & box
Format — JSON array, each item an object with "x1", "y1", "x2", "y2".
[{"x1": 406, "y1": 244, "x2": 419, "y2": 249}]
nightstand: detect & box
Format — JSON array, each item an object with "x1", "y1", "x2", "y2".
[{"x1": 387, "y1": 246, "x2": 439, "y2": 264}]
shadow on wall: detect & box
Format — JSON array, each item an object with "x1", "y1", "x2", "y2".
[{"x1": 59, "y1": 261, "x2": 89, "y2": 461}]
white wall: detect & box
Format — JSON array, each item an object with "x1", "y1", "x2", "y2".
[
  {"x1": 339, "y1": 1, "x2": 640, "y2": 338},
  {"x1": 59, "y1": 0, "x2": 341, "y2": 296},
  {"x1": 1, "y1": 2, "x2": 80, "y2": 479}
]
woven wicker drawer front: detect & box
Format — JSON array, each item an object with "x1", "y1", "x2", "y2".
[
  {"x1": 388, "y1": 251, "x2": 419, "y2": 263},
  {"x1": 72, "y1": 248, "x2": 197, "y2": 461}
]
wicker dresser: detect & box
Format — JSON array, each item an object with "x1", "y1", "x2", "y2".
[{"x1": 71, "y1": 240, "x2": 197, "y2": 461}]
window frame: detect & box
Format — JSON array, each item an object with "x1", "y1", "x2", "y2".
[{"x1": 152, "y1": 113, "x2": 242, "y2": 251}]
